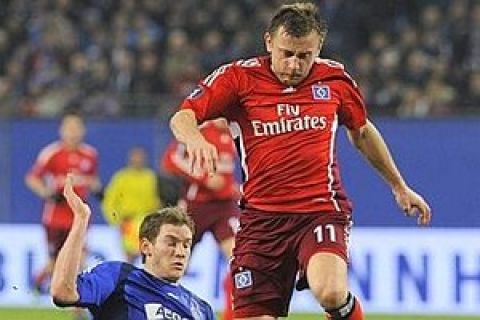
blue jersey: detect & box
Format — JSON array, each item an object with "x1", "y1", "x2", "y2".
[{"x1": 54, "y1": 261, "x2": 215, "y2": 320}]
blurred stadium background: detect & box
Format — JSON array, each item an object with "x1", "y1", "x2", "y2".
[{"x1": 0, "y1": 0, "x2": 479, "y2": 319}]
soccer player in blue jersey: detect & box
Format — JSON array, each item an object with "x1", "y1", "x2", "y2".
[{"x1": 50, "y1": 174, "x2": 215, "y2": 320}]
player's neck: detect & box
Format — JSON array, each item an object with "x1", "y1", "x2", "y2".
[
  {"x1": 143, "y1": 265, "x2": 179, "y2": 285},
  {"x1": 62, "y1": 141, "x2": 80, "y2": 150}
]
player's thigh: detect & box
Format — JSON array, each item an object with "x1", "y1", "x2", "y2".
[
  {"x1": 307, "y1": 252, "x2": 348, "y2": 301},
  {"x1": 188, "y1": 201, "x2": 233, "y2": 245},
  {"x1": 188, "y1": 211, "x2": 211, "y2": 246},
  {"x1": 298, "y1": 219, "x2": 350, "y2": 297},
  {"x1": 211, "y1": 201, "x2": 239, "y2": 253}
]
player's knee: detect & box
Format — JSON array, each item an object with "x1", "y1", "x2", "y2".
[{"x1": 311, "y1": 284, "x2": 347, "y2": 309}]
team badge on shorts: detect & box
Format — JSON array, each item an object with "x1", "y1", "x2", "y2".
[
  {"x1": 234, "y1": 270, "x2": 253, "y2": 289},
  {"x1": 312, "y1": 84, "x2": 331, "y2": 100}
]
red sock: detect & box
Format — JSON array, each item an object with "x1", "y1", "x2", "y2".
[
  {"x1": 347, "y1": 297, "x2": 364, "y2": 320},
  {"x1": 325, "y1": 293, "x2": 364, "y2": 320},
  {"x1": 222, "y1": 273, "x2": 234, "y2": 320}
]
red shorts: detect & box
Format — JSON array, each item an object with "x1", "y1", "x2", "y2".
[
  {"x1": 44, "y1": 225, "x2": 70, "y2": 258},
  {"x1": 231, "y1": 208, "x2": 351, "y2": 318},
  {"x1": 187, "y1": 199, "x2": 240, "y2": 246}
]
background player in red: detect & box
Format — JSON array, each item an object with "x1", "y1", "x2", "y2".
[
  {"x1": 161, "y1": 118, "x2": 239, "y2": 320},
  {"x1": 25, "y1": 113, "x2": 102, "y2": 296},
  {"x1": 169, "y1": 1, "x2": 432, "y2": 320}
]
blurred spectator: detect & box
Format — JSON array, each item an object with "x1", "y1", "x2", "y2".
[
  {"x1": 462, "y1": 72, "x2": 480, "y2": 109},
  {"x1": 0, "y1": 77, "x2": 14, "y2": 117},
  {"x1": 397, "y1": 87, "x2": 430, "y2": 118},
  {"x1": 0, "y1": 0, "x2": 478, "y2": 119}
]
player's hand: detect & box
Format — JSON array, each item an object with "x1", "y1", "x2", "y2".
[
  {"x1": 393, "y1": 185, "x2": 431, "y2": 225},
  {"x1": 184, "y1": 137, "x2": 218, "y2": 176},
  {"x1": 63, "y1": 173, "x2": 91, "y2": 220}
]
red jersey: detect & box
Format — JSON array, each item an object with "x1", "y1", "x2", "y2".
[
  {"x1": 179, "y1": 56, "x2": 367, "y2": 214},
  {"x1": 162, "y1": 121, "x2": 239, "y2": 203},
  {"x1": 27, "y1": 141, "x2": 98, "y2": 228}
]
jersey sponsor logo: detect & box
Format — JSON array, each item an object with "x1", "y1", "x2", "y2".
[
  {"x1": 145, "y1": 303, "x2": 189, "y2": 320},
  {"x1": 234, "y1": 269, "x2": 253, "y2": 289},
  {"x1": 187, "y1": 85, "x2": 204, "y2": 99},
  {"x1": 312, "y1": 84, "x2": 331, "y2": 100},
  {"x1": 251, "y1": 103, "x2": 328, "y2": 136}
]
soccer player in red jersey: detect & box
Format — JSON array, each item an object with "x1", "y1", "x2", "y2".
[
  {"x1": 25, "y1": 113, "x2": 102, "y2": 295},
  {"x1": 169, "y1": 2, "x2": 432, "y2": 320},
  {"x1": 161, "y1": 118, "x2": 240, "y2": 320}
]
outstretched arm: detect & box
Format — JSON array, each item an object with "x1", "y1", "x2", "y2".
[
  {"x1": 347, "y1": 119, "x2": 432, "y2": 225},
  {"x1": 170, "y1": 109, "x2": 218, "y2": 176},
  {"x1": 50, "y1": 174, "x2": 91, "y2": 304}
]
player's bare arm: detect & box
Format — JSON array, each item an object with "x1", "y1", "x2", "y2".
[
  {"x1": 347, "y1": 120, "x2": 432, "y2": 225},
  {"x1": 170, "y1": 109, "x2": 219, "y2": 175},
  {"x1": 50, "y1": 174, "x2": 91, "y2": 304},
  {"x1": 24, "y1": 174, "x2": 52, "y2": 199}
]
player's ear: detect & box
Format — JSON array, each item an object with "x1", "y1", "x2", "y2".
[
  {"x1": 140, "y1": 238, "x2": 152, "y2": 258},
  {"x1": 264, "y1": 32, "x2": 273, "y2": 53},
  {"x1": 316, "y1": 35, "x2": 325, "y2": 52}
]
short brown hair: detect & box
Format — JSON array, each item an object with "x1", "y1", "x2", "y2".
[
  {"x1": 139, "y1": 206, "x2": 195, "y2": 263},
  {"x1": 267, "y1": 1, "x2": 328, "y2": 39}
]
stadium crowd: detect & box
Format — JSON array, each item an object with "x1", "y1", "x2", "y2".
[{"x1": 0, "y1": 0, "x2": 478, "y2": 119}]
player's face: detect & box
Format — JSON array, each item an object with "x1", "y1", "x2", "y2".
[
  {"x1": 265, "y1": 26, "x2": 323, "y2": 86},
  {"x1": 128, "y1": 148, "x2": 146, "y2": 169},
  {"x1": 145, "y1": 224, "x2": 193, "y2": 282},
  {"x1": 59, "y1": 115, "x2": 85, "y2": 147}
]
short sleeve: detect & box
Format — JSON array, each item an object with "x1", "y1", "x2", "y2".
[
  {"x1": 74, "y1": 261, "x2": 125, "y2": 308},
  {"x1": 337, "y1": 79, "x2": 367, "y2": 130},
  {"x1": 28, "y1": 144, "x2": 55, "y2": 178},
  {"x1": 179, "y1": 62, "x2": 240, "y2": 123}
]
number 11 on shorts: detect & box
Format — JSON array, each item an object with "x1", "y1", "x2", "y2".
[{"x1": 314, "y1": 224, "x2": 336, "y2": 243}]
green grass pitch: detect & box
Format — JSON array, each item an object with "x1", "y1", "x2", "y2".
[{"x1": 0, "y1": 309, "x2": 477, "y2": 320}]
